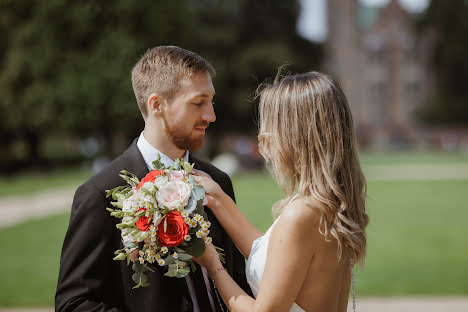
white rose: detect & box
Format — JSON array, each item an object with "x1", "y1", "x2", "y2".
[
  {"x1": 123, "y1": 193, "x2": 138, "y2": 212},
  {"x1": 156, "y1": 180, "x2": 191, "y2": 210},
  {"x1": 154, "y1": 175, "x2": 169, "y2": 189},
  {"x1": 142, "y1": 181, "x2": 156, "y2": 193},
  {"x1": 152, "y1": 210, "x2": 163, "y2": 226},
  {"x1": 168, "y1": 170, "x2": 185, "y2": 181}
]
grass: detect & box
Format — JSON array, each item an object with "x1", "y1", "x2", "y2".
[
  {"x1": 0, "y1": 168, "x2": 91, "y2": 197},
  {"x1": 233, "y1": 176, "x2": 468, "y2": 296},
  {"x1": 1, "y1": 154, "x2": 468, "y2": 306},
  {"x1": 0, "y1": 213, "x2": 70, "y2": 306}
]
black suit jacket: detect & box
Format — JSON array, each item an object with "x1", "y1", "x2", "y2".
[{"x1": 56, "y1": 139, "x2": 252, "y2": 312}]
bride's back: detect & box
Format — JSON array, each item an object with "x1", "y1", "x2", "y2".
[{"x1": 295, "y1": 224, "x2": 352, "y2": 312}]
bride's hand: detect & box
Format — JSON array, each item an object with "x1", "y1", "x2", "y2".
[
  {"x1": 192, "y1": 170, "x2": 225, "y2": 209},
  {"x1": 192, "y1": 242, "x2": 222, "y2": 273}
]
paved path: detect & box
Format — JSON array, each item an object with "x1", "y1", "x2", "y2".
[
  {"x1": 1, "y1": 297, "x2": 468, "y2": 311},
  {"x1": 0, "y1": 186, "x2": 77, "y2": 228}
]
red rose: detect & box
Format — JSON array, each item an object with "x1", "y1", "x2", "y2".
[
  {"x1": 136, "y1": 170, "x2": 161, "y2": 190},
  {"x1": 157, "y1": 212, "x2": 188, "y2": 247},
  {"x1": 135, "y1": 208, "x2": 152, "y2": 231}
]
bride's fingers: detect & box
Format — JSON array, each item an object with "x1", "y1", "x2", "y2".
[
  {"x1": 193, "y1": 175, "x2": 208, "y2": 185},
  {"x1": 192, "y1": 169, "x2": 212, "y2": 178}
]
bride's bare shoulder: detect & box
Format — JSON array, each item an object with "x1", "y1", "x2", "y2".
[{"x1": 274, "y1": 197, "x2": 325, "y2": 247}]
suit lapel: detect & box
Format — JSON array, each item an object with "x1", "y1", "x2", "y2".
[{"x1": 122, "y1": 138, "x2": 150, "y2": 180}]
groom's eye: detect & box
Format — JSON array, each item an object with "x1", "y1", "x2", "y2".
[{"x1": 193, "y1": 101, "x2": 203, "y2": 107}]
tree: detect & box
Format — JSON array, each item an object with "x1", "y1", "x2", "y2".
[
  {"x1": 0, "y1": 0, "x2": 322, "y2": 166},
  {"x1": 418, "y1": 0, "x2": 468, "y2": 125}
]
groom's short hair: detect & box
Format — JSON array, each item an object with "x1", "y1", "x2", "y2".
[{"x1": 131, "y1": 46, "x2": 216, "y2": 118}]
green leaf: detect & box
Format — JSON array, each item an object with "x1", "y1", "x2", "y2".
[
  {"x1": 140, "y1": 187, "x2": 152, "y2": 196},
  {"x1": 152, "y1": 153, "x2": 163, "y2": 170},
  {"x1": 124, "y1": 241, "x2": 137, "y2": 249},
  {"x1": 183, "y1": 162, "x2": 194, "y2": 174},
  {"x1": 132, "y1": 262, "x2": 146, "y2": 273},
  {"x1": 164, "y1": 269, "x2": 177, "y2": 277},
  {"x1": 132, "y1": 271, "x2": 149, "y2": 288},
  {"x1": 164, "y1": 218, "x2": 167, "y2": 233},
  {"x1": 174, "y1": 158, "x2": 181, "y2": 170},
  {"x1": 164, "y1": 254, "x2": 175, "y2": 265},
  {"x1": 113, "y1": 253, "x2": 127, "y2": 261},
  {"x1": 191, "y1": 185, "x2": 205, "y2": 201},
  {"x1": 177, "y1": 268, "x2": 190, "y2": 276},
  {"x1": 135, "y1": 210, "x2": 146, "y2": 217},
  {"x1": 187, "y1": 238, "x2": 205, "y2": 257},
  {"x1": 185, "y1": 198, "x2": 197, "y2": 214},
  {"x1": 177, "y1": 252, "x2": 192, "y2": 261}
]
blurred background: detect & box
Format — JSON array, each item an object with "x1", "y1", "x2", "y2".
[{"x1": 0, "y1": 0, "x2": 467, "y2": 310}]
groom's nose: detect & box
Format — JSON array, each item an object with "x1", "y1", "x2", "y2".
[{"x1": 201, "y1": 102, "x2": 216, "y2": 123}]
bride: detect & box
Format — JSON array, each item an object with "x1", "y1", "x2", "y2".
[{"x1": 193, "y1": 71, "x2": 369, "y2": 312}]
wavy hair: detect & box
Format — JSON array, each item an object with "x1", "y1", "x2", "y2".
[{"x1": 257, "y1": 71, "x2": 368, "y2": 265}]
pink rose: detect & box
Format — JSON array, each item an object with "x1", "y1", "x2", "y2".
[
  {"x1": 156, "y1": 180, "x2": 191, "y2": 210},
  {"x1": 168, "y1": 170, "x2": 185, "y2": 181}
]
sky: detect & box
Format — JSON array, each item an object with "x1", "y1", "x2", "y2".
[{"x1": 297, "y1": 0, "x2": 431, "y2": 42}]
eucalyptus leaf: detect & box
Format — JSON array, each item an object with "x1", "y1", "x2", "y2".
[
  {"x1": 124, "y1": 241, "x2": 137, "y2": 248},
  {"x1": 191, "y1": 185, "x2": 204, "y2": 201},
  {"x1": 188, "y1": 238, "x2": 205, "y2": 257},
  {"x1": 185, "y1": 198, "x2": 197, "y2": 214},
  {"x1": 164, "y1": 254, "x2": 175, "y2": 265},
  {"x1": 164, "y1": 269, "x2": 177, "y2": 277},
  {"x1": 152, "y1": 154, "x2": 163, "y2": 170},
  {"x1": 177, "y1": 253, "x2": 192, "y2": 261},
  {"x1": 177, "y1": 268, "x2": 190, "y2": 275}
]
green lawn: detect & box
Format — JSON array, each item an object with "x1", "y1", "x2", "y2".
[
  {"x1": 0, "y1": 213, "x2": 70, "y2": 306},
  {"x1": 1, "y1": 160, "x2": 468, "y2": 306},
  {"x1": 233, "y1": 176, "x2": 468, "y2": 296}
]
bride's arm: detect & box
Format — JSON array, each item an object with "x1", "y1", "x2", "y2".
[
  {"x1": 194, "y1": 199, "x2": 318, "y2": 312},
  {"x1": 194, "y1": 173, "x2": 263, "y2": 259}
]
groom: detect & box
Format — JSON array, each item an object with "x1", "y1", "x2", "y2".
[{"x1": 56, "y1": 46, "x2": 251, "y2": 312}]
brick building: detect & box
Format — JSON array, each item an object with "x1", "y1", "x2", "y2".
[{"x1": 325, "y1": 0, "x2": 433, "y2": 149}]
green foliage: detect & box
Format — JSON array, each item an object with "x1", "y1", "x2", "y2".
[
  {"x1": 0, "y1": 0, "x2": 322, "y2": 162},
  {"x1": 131, "y1": 263, "x2": 150, "y2": 289},
  {"x1": 418, "y1": 0, "x2": 468, "y2": 125}
]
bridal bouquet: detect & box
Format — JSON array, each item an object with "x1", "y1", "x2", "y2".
[{"x1": 106, "y1": 155, "x2": 218, "y2": 288}]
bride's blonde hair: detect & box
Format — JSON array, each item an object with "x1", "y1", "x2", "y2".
[{"x1": 257, "y1": 71, "x2": 368, "y2": 265}]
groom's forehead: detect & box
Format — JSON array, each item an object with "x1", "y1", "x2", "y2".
[{"x1": 176, "y1": 73, "x2": 215, "y2": 97}]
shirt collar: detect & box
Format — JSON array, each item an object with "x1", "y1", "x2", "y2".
[{"x1": 136, "y1": 132, "x2": 189, "y2": 171}]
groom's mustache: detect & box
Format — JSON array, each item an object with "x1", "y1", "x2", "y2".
[{"x1": 194, "y1": 121, "x2": 210, "y2": 129}]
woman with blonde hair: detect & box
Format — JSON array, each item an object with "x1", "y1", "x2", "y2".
[{"x1": 193, "y1": 71, "x2": 368, "y2": 312}]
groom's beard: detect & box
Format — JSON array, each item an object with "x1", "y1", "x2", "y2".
[{"x1": 162, "y1": 113, "x2": 208, "y2": 151}]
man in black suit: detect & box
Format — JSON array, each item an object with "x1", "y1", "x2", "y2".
[{"x1": 56, "y1": 46, "x2": 251, "y2": 312}]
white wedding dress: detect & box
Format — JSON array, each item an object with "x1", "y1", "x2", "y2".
[{"x1": 246, "y1": 196, "x2": 306, "y2": 312}]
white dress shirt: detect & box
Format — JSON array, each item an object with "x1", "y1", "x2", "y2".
[{"x1": 136, "y1": 132, "x2": 216, "y2": 312}]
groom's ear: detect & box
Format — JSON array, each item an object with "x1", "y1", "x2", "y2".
[{"x1": 147, "y1": 93, "x2": 163, "y2": 117}]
